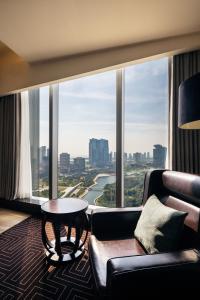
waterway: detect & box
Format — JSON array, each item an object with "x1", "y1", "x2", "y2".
[{"x1": 82, "y1": 174, "x2": 116, "y2": 205}]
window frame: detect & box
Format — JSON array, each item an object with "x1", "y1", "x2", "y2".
[{"x1": 35, "y1": 58, "x2": 170, "y2": 207}]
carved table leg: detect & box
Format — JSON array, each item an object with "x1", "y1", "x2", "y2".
[
  {"x1": 41, "y1": 215, "x2": 54, "y2": 254},
  {"x1": 52, "y1": 221, "x2": 62, "y2": 260}
]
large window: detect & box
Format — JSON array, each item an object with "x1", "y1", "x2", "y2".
[
  {"x1": 124, "y1": 58, "x2": 168, "y2": 206},
  {"x1": 28, "y1": 57, "x2": 169, "y2": 207},
  {"x1": 58, "y1": 71, "x2": 116, "y2": 207}
]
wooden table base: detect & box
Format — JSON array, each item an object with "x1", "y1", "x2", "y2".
[
  {"x1": 45, "y1": 236, "x2": 84, "y2": 263},
  {"x1": 41, "y1": 198, "x2": 89, "y2": 265}
]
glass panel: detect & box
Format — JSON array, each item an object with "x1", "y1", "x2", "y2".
[
  {"x1": 58, "y1": 71, "x2": 116, "y2": 207},
  {"x1": 29, "y1": 86, "x2": 49, "y2": 198},
  {"x1": 124, "y1": 58, "x2": 168, "y2": 206}
]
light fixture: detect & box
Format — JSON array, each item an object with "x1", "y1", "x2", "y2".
[{"x1": 178, "y1": 73, "x2": 200, "y2": 129}]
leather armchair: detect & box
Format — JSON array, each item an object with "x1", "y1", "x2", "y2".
[{"x1": 89, "y1": 170, "x2": 200, "y2": 299}]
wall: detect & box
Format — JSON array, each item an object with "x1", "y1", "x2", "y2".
[{"x1": 0, "y1": 32, "x2": 200, "y2": 95}]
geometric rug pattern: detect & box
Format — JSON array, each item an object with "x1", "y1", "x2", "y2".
[{"x1": 0, "y1": 217, "x2": 96, "y2": 299}]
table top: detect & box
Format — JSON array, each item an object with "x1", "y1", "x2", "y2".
[{"x1": 41, "y1": 198, "x2": 88, "y2": 215}]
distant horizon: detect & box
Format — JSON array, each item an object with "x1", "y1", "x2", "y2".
[
  {"x1": 39, "y1": 57, "x2": 168, "y2": 157},
  {"x1": 39, "y1": 141, "x2": 167, "y2": 158}
]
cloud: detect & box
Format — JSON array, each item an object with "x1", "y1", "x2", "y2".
[
  {"x1": 59, "y1": 91, "x2": 115, "y2": 101},
  {"x1": 39, "y1": 58, "x2": 169, "y2": 156}
]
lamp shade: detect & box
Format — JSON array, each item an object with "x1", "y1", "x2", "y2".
[{"x1": 178, "y1": 72, "x2": 200, "y2": 129}]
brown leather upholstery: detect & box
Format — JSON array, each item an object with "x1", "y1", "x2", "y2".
[
  {"x1": 107, "y1": 249, "x2": 200, "y2": 297},
  {"x1": 162, "y1": 171, "x2": 200, "y2": 206},
  {"x1": 89, "y1": 170, "x2": 200, "y2": 298},
  {"x1": 89, "y1": 236, "x2": 145, "y2": 292},
  {"x1": 161, "y1": 195, "x2": 200, "y2": 232}
]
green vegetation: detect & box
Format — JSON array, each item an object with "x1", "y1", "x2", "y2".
[
  {"x1": 96, "y1": 168, "x2": 149, "y2": 207},
  {"x1": 82, "y1": 170, "x2": 99, "y2": 187},
  {"x1": 96, "y1": 184, "x2": 116, "y2": 207},
  {"x1": 33, "y1": 165, "x2": 152, "y2": 204},
  {"x1": 39, "y1": 189, "x2": 49, "y2": 198},
  {"x1": 124, "y1": 174, "x2": 144, "y2": 206},
  {"x1": 58, "y1": 176, "x2": 81, "y2": 187},
  {"x1": 75, "y1": 187, "x2": 87, "y2": 197}
]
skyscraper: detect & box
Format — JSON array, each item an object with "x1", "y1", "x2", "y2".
[
  {"x1": 39, "y1": 146, "x2": 48, "y2": 177},
  {"x1": 109, "y1": 152, "x2": 113, "y2": 163},
  {"x1": 74, "y1": 157, "x2": 85, "y2": 172},
  {"x1": 124, "y1": 152, "x2": 128, "y2": 161},
  {"x1": 39, "y1": 146, "x2": 47, "y2": 162},
  {"x1": 147, "y1": 152, "x2": 150, "y2": 160},
  {"x1": 60, "y1": 153, "x2": 70, "y2": 175},
  {"x1": 153, "y1": 144, "x2": 167, "y2": 168},
  {"x1": 89, "y1": 138, "x2": 109, "y2": 167},
  {"x1": 134, "y1": 152, "x2": 142, "y2": 164}
]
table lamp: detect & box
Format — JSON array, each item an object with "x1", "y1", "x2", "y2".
[{"x1": 178, "y1": 72, "x2": 200, "y2": 129}]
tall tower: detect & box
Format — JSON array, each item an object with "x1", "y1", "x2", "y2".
[
  {"x1": 39, "y1": 146, "x2": 47, "y2": 162},
  {"x1": 153, "y1": 145, "x2": 167, "y2": 168},
  {"x1": 74, "y1": 157, "x2": 85, "y2": 172},
  {"x1": 60, "y1": 153, "x2": 70, "y2": 175},
  {"x1": 89, "y1": 138, "x2": 109, "y2": 167}
]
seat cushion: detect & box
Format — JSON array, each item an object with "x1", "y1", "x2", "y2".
[
  {"x1": 134, "y1": 194, "x2": 187, "y2": 254},
  {"x1": 89, "y1": 235, "x2": 146, "y2": 292}
]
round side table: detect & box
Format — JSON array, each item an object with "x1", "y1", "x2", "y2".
[{"x1": 41, "y1": 198, "x2": 89, "y2": 264}]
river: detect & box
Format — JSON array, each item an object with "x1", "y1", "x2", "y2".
[{"x1": 82, "y1": 174, "x2": 116, "y2": 205}]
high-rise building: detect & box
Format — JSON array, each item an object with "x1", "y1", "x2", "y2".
[
  {"x1": 134, "y1": 152, "x2": 142, "y2": 164},
  {"x1": 114, "y1": 152, "x2": 116, "y2": 160},
  {"x1": 89, "y1": 138, "x2": 109, "y2": 167},
  {"x1": 153, "y1": 144, "x2": 167, "y2": 168},
  {"x1": 46, "y1": 148, "x2": 49, "y2": 159},
  {"x1": 128, "y1": 153, "x2": 132, "y2": 160},
  {"x1": 142, "y1": 152, "x2": 147, "y2": 162},
  {"x1": 147, "y1": 152, "x2": 150, "y2": 160},
  {"x1": 109, "y1": 152, "x2": 113, "y2": 163},
  {"x1": 124, "y1": 152, "x2": 128, "y2": 161},
  {"x1": 39, "y1": 146, "x2": 49, "y2": 177},
  {"x1": 74, "y1": 157, "x2": 85, "y2": 172},
  {"x1": 39, "y1": 146, "x2": 47, "y2": 162},
  {"x1": 60, "y1": 153, "x2": 70, "y2": 175}
]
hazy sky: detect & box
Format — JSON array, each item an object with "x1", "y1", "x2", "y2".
[{"x1": 40, "y1": 57, "x2": 168, "y2": 157}]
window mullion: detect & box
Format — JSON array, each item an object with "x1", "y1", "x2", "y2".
[
  {"x1": 116, "y1": 69, "x2": 124, "y2": 208},
  {"x1": 49, "y1": 84, "x2": 59, "y2": 200}
]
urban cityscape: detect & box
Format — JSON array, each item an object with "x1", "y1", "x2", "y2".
[{"x1": 34, "y1": 138, "x2": 167, "y2": 207}]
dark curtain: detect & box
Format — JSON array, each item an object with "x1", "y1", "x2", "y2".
[
  {"x1": 0, "y1": 94, "x2": 21, "y2": 199},
  {"x1": 171, "y1": 50, "x2": 200, "y2": 174}
]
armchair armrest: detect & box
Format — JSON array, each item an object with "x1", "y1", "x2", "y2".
[
  {"x1": 91, "y1": 207, "x2": 142, "y2": 240},
  {"x1": 107, "y1": 249, "x2": 200, "y2": 296}
]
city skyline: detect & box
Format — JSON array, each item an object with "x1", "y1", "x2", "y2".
[
  {"x1": 39, "y1": 141, "x2": 166, "y2": 160},
  {"x1": 39, "y1": 58, "x2": 168, "y2": 156}
]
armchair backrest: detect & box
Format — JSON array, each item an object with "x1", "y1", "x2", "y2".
[{"x1": 143, "y1": 170, "x2": 200, "y2": 249}]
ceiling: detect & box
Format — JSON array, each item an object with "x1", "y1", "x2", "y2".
[{"x1": 0, "y1": 0, "x2": 200, "y2": 63}]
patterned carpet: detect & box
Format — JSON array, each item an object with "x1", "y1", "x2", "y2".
[{"x1": 0, "y1": 217, "x2": 96, "y2": 300}]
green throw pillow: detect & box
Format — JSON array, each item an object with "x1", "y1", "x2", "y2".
[{"x1": 134, "y1": 194, "x2": 187, "y2": 254}]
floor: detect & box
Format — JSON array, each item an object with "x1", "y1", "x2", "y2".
[
  {"x1": 0, "y1": 216, "x2": 95, "y2": 299},
  {"x1": 0, "y1": 208, "x2": 30, "y2": 233}
]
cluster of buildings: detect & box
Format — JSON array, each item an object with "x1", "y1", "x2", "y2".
[
  {"x1": 59, "y1": 153, "x2": 85, "y2": 175},
  {"x1": 39, "y1": 140, "x2": 167, "y2": 177},
  {"x1": 122, "y1": 145, "x2": 167, "y2": 168},
  {"x1": 59, "y1": 138, "x2": 110, "y2": 176}
]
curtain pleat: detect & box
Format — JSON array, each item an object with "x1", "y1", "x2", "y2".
[
  {"x1": 0, "y1": 94, "x2": 21, "y2": 200},
  {"x1": 171, "y1": 50, "x2": 200, "y2": 174},
  {"x1": 16, "y1": 91, "x2": 32, "y2": 199}
]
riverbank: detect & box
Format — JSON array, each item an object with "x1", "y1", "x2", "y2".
[
  {"x1": 81, "y1": 173, "x2": 114, "y2": 197},
  {"x1": 82, "y1": 173, "x2": 115, "y2": 205}
]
